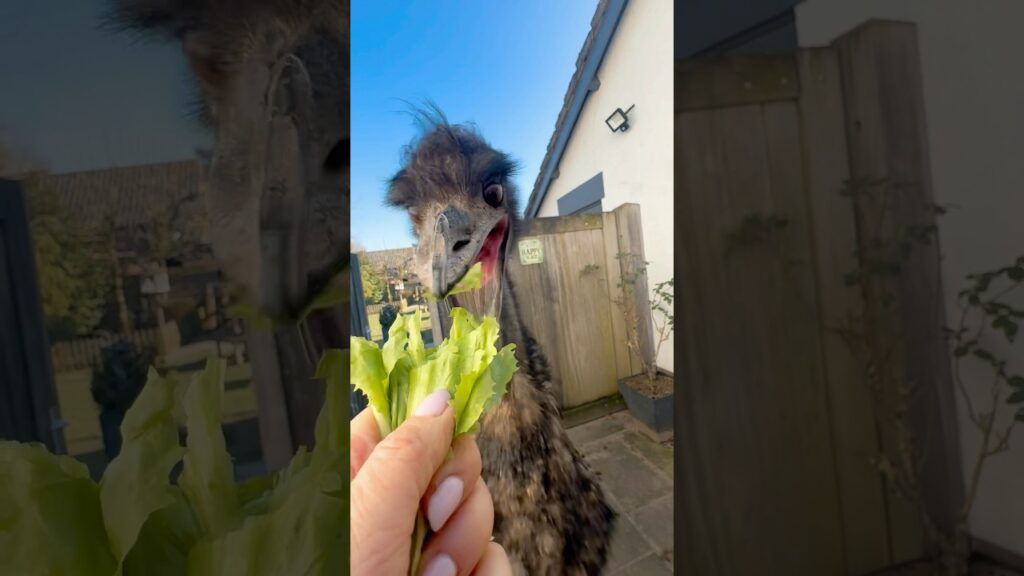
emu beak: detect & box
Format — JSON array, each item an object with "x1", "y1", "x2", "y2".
[
  {"x1": 430, "y1": 206, "x2": 473, "y2": 297},
  {"x1": 426, "y1": 208, "x2": 506, "y2": 332}
]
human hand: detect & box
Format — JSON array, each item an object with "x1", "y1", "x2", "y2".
[{"x1": 350, "y1": 388, "x2": 513, "y2": 576}]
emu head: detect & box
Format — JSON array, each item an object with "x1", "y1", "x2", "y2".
[
  {"x1": 109, "y1": 0, "x2": 349, "y2": 319},
  {"x1": 386, "y1": 117, "x2": 519, "y2": 302}
]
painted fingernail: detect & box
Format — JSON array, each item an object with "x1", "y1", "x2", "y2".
[
  {"x1": 414, "y1": 389, "x2": 451, "y2": 417},
  {"x1": 421, "y1": 553, "x2": 457, "y2": 576},
  {"x1": 427, "y1": 476, "x2": 464, "y2": 531}
]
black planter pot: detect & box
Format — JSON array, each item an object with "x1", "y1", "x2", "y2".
[{"x1": 618, "y1": 378, "x2": 673, "y2": 436}]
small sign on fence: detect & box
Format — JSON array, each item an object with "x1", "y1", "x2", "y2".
[{"x1": 518, "y1": 237, "x2": 544, "y2": 265}]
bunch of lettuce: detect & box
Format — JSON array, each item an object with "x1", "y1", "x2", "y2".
[
  {"x1": 0, "y1": 353, "x2": 348, "y2": 576},
  {"x1": 350, "y1": 306, "x2": 518, "y2": 574}
]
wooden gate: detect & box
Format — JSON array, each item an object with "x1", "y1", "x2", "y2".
[
  {"x1": 452, "y1": 203, "x2": 654, "y2": 410},
  {"x1": 675, "y1": 21, "x2": 963, "y2": 575}
]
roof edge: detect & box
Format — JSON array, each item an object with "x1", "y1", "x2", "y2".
[{"x1": 524, "y1": 0, "x2": 629, "y2": 219}]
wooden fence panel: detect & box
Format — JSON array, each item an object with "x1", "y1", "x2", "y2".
[
  {"x1": 675, "y1": 19, "x2": 961, "y2": 576},
  {"x1": 676, "y1": 100, "x2": 845, "y2": 575},
  {"x1": 532, "y1": 226, "x2": 616, "y2": 406},
  {"x1": 450, "y1": 205, "x2": 652, "y2": 409},
  {"x1": 797, "y1": 47, "x2": 893, "y2": 574},
  {"x1": 50, "y1": 326, "x2": 162, "y2": 373},
  {"x1": 509, "y1": 207, "x2": 649, "y2": 408},
  {"x1": 835, "y1": 21, "x2": 964, "y2": 561}
]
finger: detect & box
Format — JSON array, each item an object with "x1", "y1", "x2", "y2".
[
  {"x1": 353, "y1": 388, "x2": 455, "y2": 525},
  {"x1": 351, "y1": 389, "x2": 456, "y2": 574},
  {"x1": 422, "y1": 434, "x2": 482, "y2": 532},
  {"x1": 350, "y1": 406, "x2": 381, "y2": 479},
  {"x1": 418, "y1": 477, "x2": 494, "y2": 576},
  {"x1": 472, "y1": 543, "x2": 514, "y2": 576}
]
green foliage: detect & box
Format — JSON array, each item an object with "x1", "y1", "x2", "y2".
[
  {"x1": 723, "y1": 212, "x2": 789, "y2": 257},
  {"x1": 594, "y1": 254, "x2": 674, "y2": 384},
  {"x1": 360, "y1": 262, "x2": 386, "y2": 304},
  {"x1": 951, "y1": 259, "x2": 1024, "y2": 424},
  {"x1": 0, "y1": 354, "x2": 349, "y2": 576},
  {"x1": 652, "y1": 278, "x2": 675, "y2": 331},
  {"x1": 25, "y1": 172, "x2": 111, "y2": 336},
  {"x1": 728, "y1": 178, "x2": 1016, "y2": 568}
]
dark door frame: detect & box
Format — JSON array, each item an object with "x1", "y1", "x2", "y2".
[
  {"x1": 0, "y1": 178, "x2": 65, "y2": 453},
  {"x1": 350, "y1": 253, "x2": 369, "y2": 417}
]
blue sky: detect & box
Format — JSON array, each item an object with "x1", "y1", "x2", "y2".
[
  {"x1": 351, "y1": 0, "x2": 597, "y2": 251},
  {"x1": 0, "y1": 2, "x2": 209, "y2": 173}
]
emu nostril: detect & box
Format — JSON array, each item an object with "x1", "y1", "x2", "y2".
[
  {"x1": 452, "y1": 240, "x2": 470, "y2": 252},
  {"x1": 323, "y1": 138, "x2": 347, "y2": 173}
]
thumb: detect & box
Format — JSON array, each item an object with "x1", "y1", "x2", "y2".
[{"x1": 351, "y1": 389, "x2": 455, "y2": 568}]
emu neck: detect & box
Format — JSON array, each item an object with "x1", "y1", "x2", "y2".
[{"x1": 495, "y1": 276, "x2": 524, "y2": 350}]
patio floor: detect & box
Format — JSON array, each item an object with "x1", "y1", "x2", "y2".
[{"x1": 566, "y1": 407, "x2": 674, "y2": 575}]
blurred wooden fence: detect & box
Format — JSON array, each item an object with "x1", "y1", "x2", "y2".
[
  {"x1": 50, "y1": 327, "x2": 161, "y2": 372},
  {"x1": 675, "y1": 21, "x2": 962, "y2": 576}
]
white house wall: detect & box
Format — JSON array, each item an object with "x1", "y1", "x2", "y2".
[
  {"x1": 797, "y1": 0, "x2": 1024, "y2": 557},
  {"x1": 537, "y1": 0, "x2": 675, "y2": 373}
]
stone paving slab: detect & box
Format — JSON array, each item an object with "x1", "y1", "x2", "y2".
[
  {"x1": 633, "y1": 494, "x2": 673, "y2": 561},
  {"x1": 622, "y1": 429, "x2": 674, "y2": 480},
  {"x1": 565, "y1": 409, "x2": 674, "y2": 574},
  {"x1": 616, "y1": 552, "x2": 674, "y2": 576},
  {"x1": 587, "y1": 440, "x2": 672, "y2": 512},
  {"x1": 605, "y1": 513, "x2": 654, "y2": 573}
]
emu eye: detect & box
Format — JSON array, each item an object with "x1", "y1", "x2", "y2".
[{"x1": 483, "y1": 183, "x2": 504, "y2": 208}]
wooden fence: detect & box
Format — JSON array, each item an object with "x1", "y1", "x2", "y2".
[
  {"x1": 675, "y1": 21, "x2": 962, "y2": 576},
  {"x1": 50, "y1": 327, "x2": 161, "y2": 372},
  {"x1": 451, "y1": 203, "x2": 654, "y2": 409}
]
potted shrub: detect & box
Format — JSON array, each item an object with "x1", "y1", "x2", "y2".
[{"x1": 612, "y1": 253, "x2": 674, "y2": 438}]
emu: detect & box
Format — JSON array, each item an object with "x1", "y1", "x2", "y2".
[
  {"x1": 386, "y1": 112, "x2": 616, "y2": 576},
  {"x1": 109, "y1": 0, "x2": 350, "y2": 449},
  {"x1": 108, "y1": 0, "x2": 349, "y2": 322}
]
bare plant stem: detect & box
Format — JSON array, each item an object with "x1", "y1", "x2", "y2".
[{"x1": 408, "y1": 510, "x2": 428, "y2": 576}]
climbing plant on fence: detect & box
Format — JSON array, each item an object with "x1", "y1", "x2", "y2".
[{"x1": 724, "y1": 177, "x2": 1024, "y2": 575}]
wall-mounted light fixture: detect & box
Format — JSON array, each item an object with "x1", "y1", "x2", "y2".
[{"x1": 605, "y1": 104, "x2": 635, "y2": 133}]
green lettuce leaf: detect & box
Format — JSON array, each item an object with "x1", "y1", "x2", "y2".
[
  {"x1": 122, "y1": 489, "x2": 199, "y2": 576},
  {"x1": 446, "y1": 262, "x2": 483, "y2": 297},
  {"x1": 0, "y1": 346, "x2": 350, "y2": 576},
  {"x1": 100, "y1": 367, "x2": 187, "y2": 575},
  {"x1": 350, "y1": 306, "x2": 518, "y2": 439},
  {"x1": 457, "y1": 344, "x2": 517, "y2": 435},
  {"x1": 225, "y1": 302, "x2": 275, "y2": 331},
  {"x1": 424, "y1": 262, "x2": 485, "y2": 301},
  {"x1": 0, "y1": 441, "x2": 117, "y2": 576},
  {"x1": 351, "y1": 336, "x2": 391, "y2": 436},
  {"x1": 298, "y1": 272, "x2": 350, "y2": 323},
  {"x1": 186, "y1": 350, "x2": 348, "y2": 576},
  {"x1": 179, "y1": 358, "x2": 239, "y2": 538}
]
